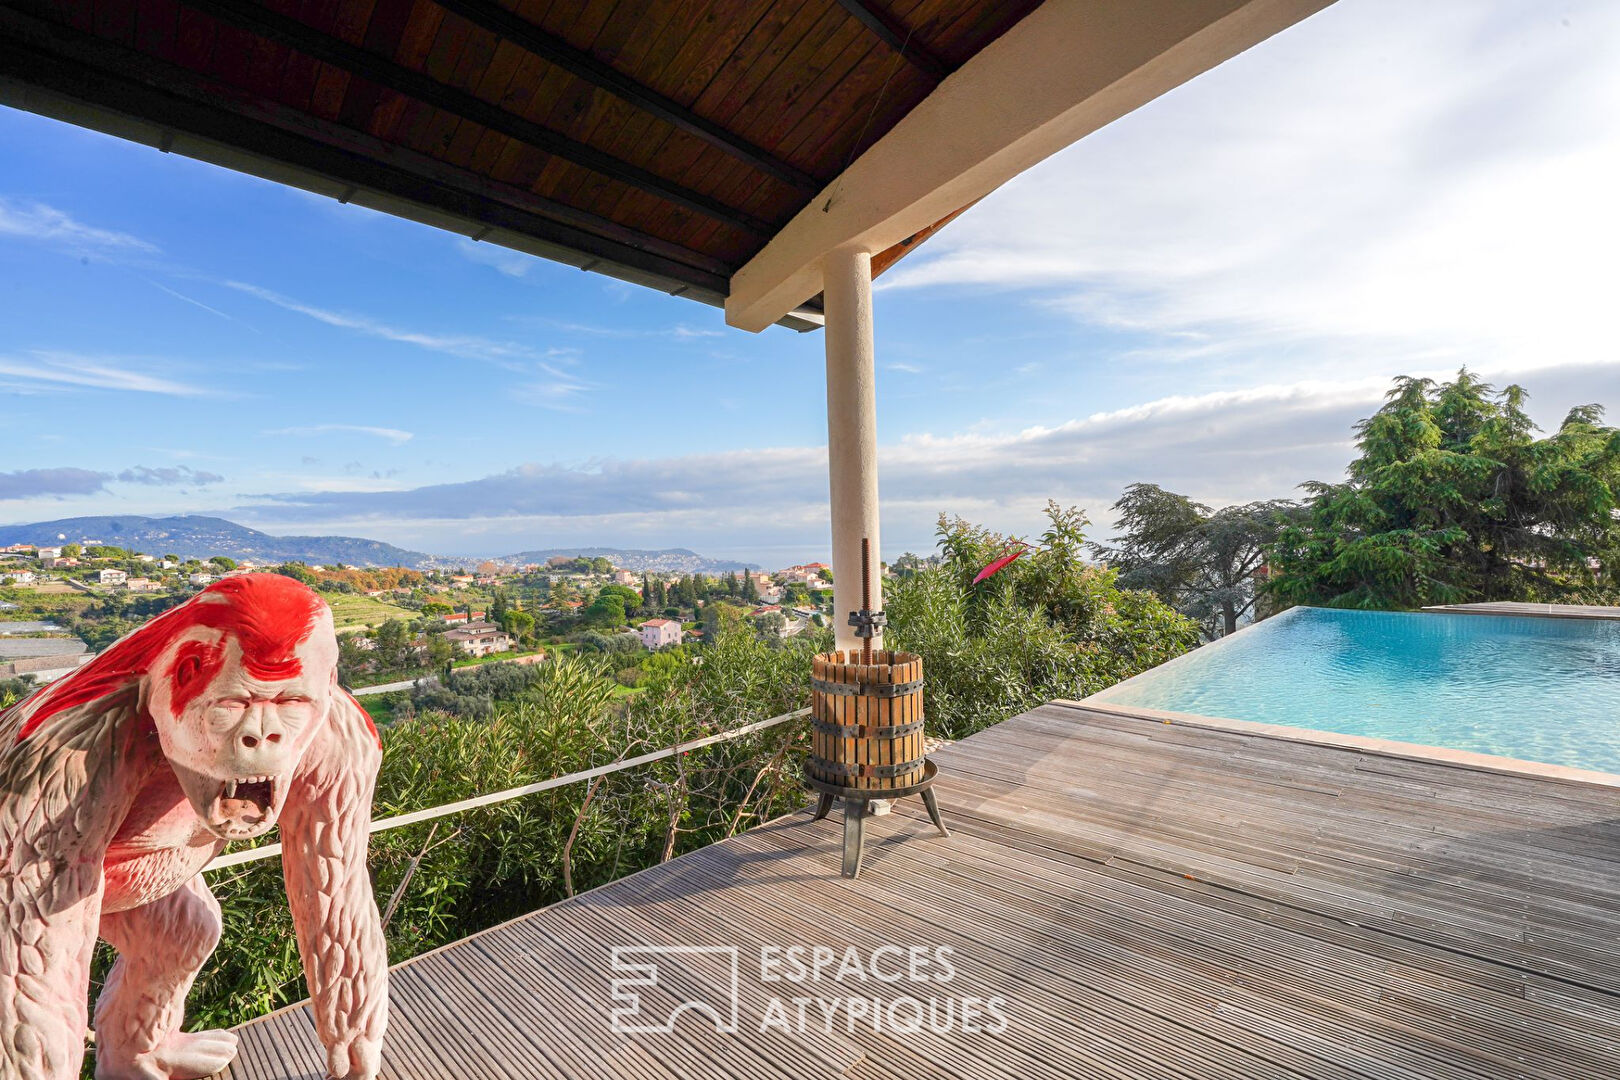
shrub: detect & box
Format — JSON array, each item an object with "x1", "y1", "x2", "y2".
[{"x1": 884, "y1": 503, "x2": 1200, "y2": 738}]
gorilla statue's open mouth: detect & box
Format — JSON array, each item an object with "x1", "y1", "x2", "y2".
[{"x1": 207, "y1": 774, "x2": 283, "y2": 838}]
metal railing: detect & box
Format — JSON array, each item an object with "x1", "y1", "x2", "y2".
[{"x1": 203, "y1": 707, "x2": 810, "y2": 872}]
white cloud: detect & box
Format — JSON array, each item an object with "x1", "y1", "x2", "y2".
[
  {"x1": 263, "y1": 424, "x2": 415, "y2": 445},
  {"x1": 229, "y1": 360, "x2": 1620, "y2": 558},
  {"x1": 510, "y1": 364, "x2": 596, "y2": 412},
  {"x1": 0, "y1": 352, "x2": 214, "y2": 396},
  {"x1": 224, "y1": 281, "x2": 557, "y2": 370},
  {"x1": 880, "y1": 0, "x2": 1620, "y2": 385},
  {"x1": 0, "y1": 198, "x2": 157, "y2": 255}
]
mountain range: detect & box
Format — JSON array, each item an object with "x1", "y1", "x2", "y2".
[
  {"x1": 0, "y1": 515, "x2": 759, "y2": 573},
  {"x1": 497, "y1": 547, "x2": 756, "y2": 573},
  {"x1": 0, "y1": 515, "x2": 435, "y2": 568}
]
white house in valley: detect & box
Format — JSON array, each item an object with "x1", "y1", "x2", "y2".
[
  {"x1": 444, "y1": 621, "x2": 512, "y2": 657},
  {"x1": 639, "y1": 618, "x2": 683, "y2": 650}
]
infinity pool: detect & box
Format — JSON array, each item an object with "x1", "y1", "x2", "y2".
[{"x1": 1089, "y1": 606, "x2": 1620, "y2": 775}]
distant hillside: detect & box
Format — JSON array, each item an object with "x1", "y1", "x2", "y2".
[
  {"x1": 501, "y1": 547, "x2": 757, "y2": 574},
  {"x1": 0, "y1": 515, "x2": 435, "y2": 569}
]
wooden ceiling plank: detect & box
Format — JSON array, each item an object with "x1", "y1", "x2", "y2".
[
  {"x1": 431, "y1": 0, "x2": 818, "y2": 193},
  {"x1": 52, "y1": 0, "x2": 96, "y2": 34},
  {"x1": 703, "y1": 2, "x2": 852, "y2": 182},
  {"x1": 535, "y1": 0, "x2": 618, "y2": 53},
  {"x1": 202, "y1": 18, "x2": 259, "y2": 94},
  {"x1": 769, "y1": 0, "x2": 1033, "y2": 208},
  {"x1": 670, "y1": 3, "x2": 869, "y2": 251},
  {"x1": 431, "y1": 6, "x2": 502, "y2": 163},
  {"x1": 830, "y1": 0, "x2": 951, "y2": 82},
  {"x1": 925, "y1": 0, "x2": 1045, "y2": 67},
  {"x1": 529, "y1": 1, "x2": 679, "y2": 223},
  {"x1": 375, "y1": 0, "x2": 445, "y2": 141},
  {"x1": 93, "y1": 0, "x2": 138, "y2": 45},
  {"x1": 407, "y1": 4, "x2": 468, "y2": 154},
  {"x1": 688, "y1": 0, "x2": 821, "y2": 134},
  {"x1": 468, "y1": 2, "x2": 558, "y2": 177},
  {"x1": 478, "y1": 53, "x2": 556, "y2": 181},
  {"x1": 731, "y1": 14, "x2": 879, "y2": 167},
  {"x1": 770, "y1": 43, "x2": 930, "y2": 185},
  {"x1": 171, "y1": 0, "x2": 214, "y2": 68},
  {"x1": 324, "y1": 0, "x2": 382, "y2": 128},
  {"x1": 132, "y1": 0, "x2": 180, "y2": 61},
  {"x1": 176, "y1": 0, "x2": 775, "y2": 236},
  {"x1": 266, "y1": 0, "x2": 317, "y2": 111},
  {"x1": 604, "y1": 0, "x2": 829, "y2": 242},
  {"x1": 461, "y1": 40, "x2": 527, "y2": 172},
  {"x1": 649, "y1": 0, "x2": 826, "y2": 254},
  {"x1": 568, "y1": 2, "x2": 749, "y2": 239},
  {"x1": 721, "y1": 0, "x2": 985, "y2": 216}
]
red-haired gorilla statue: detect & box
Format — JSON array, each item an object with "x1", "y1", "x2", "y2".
[{"x1": 0, "y1": 574, "x2": 387, "y2": 1080}]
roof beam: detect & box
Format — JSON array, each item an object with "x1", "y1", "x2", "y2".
[
  {"x1": 432, "y1": 0, "x2": 822, "y2": 195},
  {"x1": 727, "y1": 0, "x2": 1335, "y2": 332},
  {"x1": 832, "y1": 0, "x2": 953, "y2": 82},
  {"x1": 183, "y1": 0, "x2": 776, "y2": 238}
]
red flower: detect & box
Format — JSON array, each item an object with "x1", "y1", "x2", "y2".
[{"x1": 972, "y1": 545, "x2": 1027, "y2": 585}]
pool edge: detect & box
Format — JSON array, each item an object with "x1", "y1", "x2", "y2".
[{"x1": 1066, "y1": 699, "x2": 1620, "y2": 791}]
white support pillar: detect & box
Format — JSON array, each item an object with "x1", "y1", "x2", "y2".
[{"x1": 823, "y1": 245, "x2": 882, "y2": 655}]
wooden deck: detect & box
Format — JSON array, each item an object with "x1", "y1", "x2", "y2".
[
  {"x1": 1424, "y1": 601, "x2": 1620, "y2": 620},
  {"x1": 218, "y1": 703, "x2": 1620, "y2": 1080}
]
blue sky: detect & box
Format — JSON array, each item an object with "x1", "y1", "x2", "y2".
[{"x1": 4, "y1": 0, "x2": 1620, "y2": 563}]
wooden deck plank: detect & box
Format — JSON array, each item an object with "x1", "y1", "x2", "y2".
[{"x1": 216, "y1": 702, "x2": 1620, "y2": 1080}]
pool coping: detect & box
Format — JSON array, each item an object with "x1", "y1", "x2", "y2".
[
  {"x1": 1422, "y1": 602, "x2": 1620, "y2": 621},
  {"x1": 1080, "y1": 605, "x2": 1620, "y2": 791}
]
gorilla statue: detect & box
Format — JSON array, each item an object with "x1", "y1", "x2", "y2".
[{"x1": 1, "y1": 573, "x2": 387, "y2": 1079}]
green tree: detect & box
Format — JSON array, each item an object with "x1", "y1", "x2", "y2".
[
  {"x1": 885, "y1": 503, "x2": 1200, "y2": 738},
  {"x1": 1267, "y1": 371, "x2": 1620, "y2": 610},
  {"x1": 1094, "y1": 484, "x2": 1297, "y2": 638},
  {"x1": 61, "y1": 543, "x2": 82, "y2": 558},
  {"x1": 209, "y1": 556, "x2": 238, "y2": 571},
  {"x1": 701, "y1": 600, "x2": 748, "y2": 638},
  {"x1": 584, "y1": 593, "x2": 627, "y2": 628},
  {"x1": 273, "y1": 562, "x2": 318, "y2": 586},
  {"x1": 751, "y1": 610, "x2": 787, "y2": 637},
  {"x1": 425, "y1": 633, "x2": 455, "y2": 673},
  {"x1": 502, "y1": 609, "x2": 535, "y2": 644},
  {"x1": 374, "y1": 619, "x2": 410, "y2": 669}
]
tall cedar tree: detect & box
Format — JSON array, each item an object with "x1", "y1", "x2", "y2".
[{"x1": 1267, "y1": 371, "x2": 1620, "y2": 609}]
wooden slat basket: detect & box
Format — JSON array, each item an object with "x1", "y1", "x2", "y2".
[{"x1": 808, "y1": 650, "x2": 925, "y2": 791}]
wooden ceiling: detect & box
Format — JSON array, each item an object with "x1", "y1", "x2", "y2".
[{"x1": 0, "y1": 0, "x2": 1043, "y2": 329}]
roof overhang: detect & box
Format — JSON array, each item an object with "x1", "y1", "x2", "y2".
[
  {"x1": 727, "y1": 0, "x2": 1334, "y2": 332},
  {"x1": 0, "y1": 0, "x2": 1334, "y2": 335}
]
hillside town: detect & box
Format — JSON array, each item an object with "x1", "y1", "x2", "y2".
[{"x1": 0, "y1": 539, "x2": 862, "y2": 706}]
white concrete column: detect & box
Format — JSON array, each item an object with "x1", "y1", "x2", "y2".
[{"x1": 823, "y1": 245, "x2": 881, "y2": 654}]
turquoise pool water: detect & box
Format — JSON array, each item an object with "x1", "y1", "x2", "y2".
[{"x1": 1089, "y1": 606, "x2": 1620, "y2": 775}]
